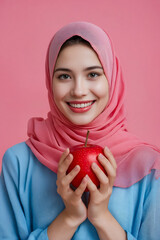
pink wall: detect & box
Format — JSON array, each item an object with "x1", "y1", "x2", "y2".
[{"x1": 1, "y1": 0, "x2": 160, "y2": 168}]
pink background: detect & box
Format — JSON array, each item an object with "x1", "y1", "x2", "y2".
[{"x1": 0, "y1": 0, "x2": 160, "y2": 169}]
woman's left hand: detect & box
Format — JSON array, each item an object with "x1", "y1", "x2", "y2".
[{"x1": 87, "y1": 147, "x2": 117, "y2": 227}]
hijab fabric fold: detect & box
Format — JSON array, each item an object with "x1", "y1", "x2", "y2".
[{"x1": 26, "y1": 22, "x2": 160, "y2": 187}]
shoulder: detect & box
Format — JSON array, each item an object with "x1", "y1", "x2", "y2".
[
  {"x1": 6, "y1": 142, "x2": 31, "y2": 154},
  {"x1": 2, "y1": 142, "x2": 36, "y2": 174},
  {"x1": 133, "y1": 168, "x2": 160, "y2": 202},
  {"x1": 3, "y1": 142, "x2": 32, "y2": 162}
]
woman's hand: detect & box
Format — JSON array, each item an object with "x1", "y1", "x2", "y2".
[
  {"x1": 87, "y1": 146, "x2": 117, "y2": 227},
  {"x1": 56, "y1": 148, "x2": 88, "y2": 227}
]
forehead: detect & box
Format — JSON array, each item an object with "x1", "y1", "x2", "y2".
[{"x1": 55, "y1": 43, "x2": 102, "y2": 68}]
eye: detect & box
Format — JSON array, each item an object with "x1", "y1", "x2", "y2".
[
  {"x1": 88, "y1": 72, "x2": 99, "y2": 79},
  {"x1": 58, "y1": 74, "x2": 71, "y2": 80}
]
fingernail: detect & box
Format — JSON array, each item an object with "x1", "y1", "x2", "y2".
[
  {"x1": 67, "y1": 153, "x2": 73, "y2": 160},
  {"x1": 82, "y1": 175, "x2": 89, "y2": 184},
  {"x1": 75, "y1": 165, "x2": 80, "y2": 171},
  {"x1": 92, "y1": 162, "x2": 97, "y2": 169},
  {"x1": 85, "y1": 175, "x2": 89, "y2": 180},
  {"x1": 66, "y1": 148, "x2": 70, "y2": 153},
  {"x1": 99, "y1": 153, "x2": 104, "y2": 159},
  {"x1": 104, "y1": 146, "x2": 109, "y2": 152}
]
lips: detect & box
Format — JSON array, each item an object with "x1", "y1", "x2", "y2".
[
  {"x1": 67, "y1": 100, "x2": 95, "y2": 113},
  {"x1": 68, "y1": 101, "x2": 94, "y2": 108}
]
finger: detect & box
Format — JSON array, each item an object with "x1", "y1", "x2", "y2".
[
  {"x1": 92, "y1": 162, "x2": 108, "y2": 183},
  {"x1": 58, "y1": 148, "x2": 70, "y2": 166},
  {"x1": 74, "y1": 175, "x2": 89, "y2": 199},
  {"x1": 86, "y1": 175, "x2": 98, "y2": 196},
  {"x1": 91, "y1": 162, "x2": 109, "y2": 193},
  {"x1": 66, "y1": 164, "x2": 80, "y2": 182},
  {"x1": 61, "y1": 165, "x2": 81, "y2": 188},
  {"x1": 103, "y1": 147, "x2": 117, "y2": 169},
  {"x1": 58, "y1": 165, "x2": 80, "y2": 192},
  {"x1": 57, "y1": 153, "x2": 73, "y2": 179},
  {"x1": 98, "y1": 154, "x2": 116, "y2": 187}
]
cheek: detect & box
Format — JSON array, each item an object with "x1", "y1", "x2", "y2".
[
  {"x1": 92, "y1": 80, "x2": 109, "y2": 99},
  {"x1": 52, "y1": 83, "x2": 68, "y2": 101}
]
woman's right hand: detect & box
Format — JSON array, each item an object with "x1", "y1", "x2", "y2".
[
  {"x1": 48, "y1": 149, "x2": 88, "y2": 240},
  {"x1": 56, "y1": 148, "x2": 88, "y2": 227}
]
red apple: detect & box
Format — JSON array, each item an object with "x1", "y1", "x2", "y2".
[{"x1": 67, "y1": 143, "x2": 106, "y2": 191}]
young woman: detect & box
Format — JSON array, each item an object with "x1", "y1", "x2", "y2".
[{"x1": 0, "y1": 21, "x2": 160, "y2": 240}]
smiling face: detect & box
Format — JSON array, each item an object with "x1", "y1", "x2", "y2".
[{"x1": 52, "y1": 43, "x2": 109, "y2": 125}]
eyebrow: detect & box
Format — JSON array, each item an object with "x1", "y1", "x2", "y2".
[{"x1": 54, "y1": 66, "x2": 103, "y2": 73}]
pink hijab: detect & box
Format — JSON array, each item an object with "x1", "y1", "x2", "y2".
[{"x1": 26, "y1": 21, "x2": 160, "y2": 187}]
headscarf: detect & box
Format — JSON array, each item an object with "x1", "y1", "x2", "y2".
[{"x1": 26, "y1": 21, "x2": 160, "y2": 187}]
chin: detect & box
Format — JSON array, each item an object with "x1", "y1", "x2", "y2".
[{"x1": 68, "y1": 116, "x2": 95, "y2": 126}]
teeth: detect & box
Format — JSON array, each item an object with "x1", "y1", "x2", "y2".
[{"x1": 69, "y1": 101, "x2": 94, "y2": 108}]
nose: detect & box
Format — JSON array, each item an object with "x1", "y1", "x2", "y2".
[{"x1": 71, "y1": 77, "x2": 88, "y2": 97}]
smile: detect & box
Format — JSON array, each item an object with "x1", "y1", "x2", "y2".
[
  {"x1": 67, "y1": 100, "x2": 95, "y2": 113},
  {"x1": 68, "y1": 101, "x2": 95, "y2": 108}
]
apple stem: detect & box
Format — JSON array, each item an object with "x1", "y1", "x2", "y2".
[{"x1": 85, "y1": 130, "x2": 90, "y2": 147}]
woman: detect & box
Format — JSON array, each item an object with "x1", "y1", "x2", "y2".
[{"x1": 0, "y1": 21, "x2": 160, "y2": 240}]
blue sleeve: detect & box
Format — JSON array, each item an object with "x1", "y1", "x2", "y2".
[
  {"x1": 137, "y1": 170, "x2": 160, "y2": 240},
  {"x1": 126, "y1": 232, "x2": 136, "y2": 240},
  {"x1": 126, "y1": 170, "x2": 160, "y2": 240},
  {"x1": 0, "y1": 149, "x2": 49, "y2": 240}
]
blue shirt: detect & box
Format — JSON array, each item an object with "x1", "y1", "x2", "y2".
[{"x1": 0, "y1": 142, "x2": 160, "y2": 239}]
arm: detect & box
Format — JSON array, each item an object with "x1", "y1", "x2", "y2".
[
  {"x1": 87, "y1": 147, "x2": 160, "y2": 240},
  {"x1": 126, "y1": 170, "x2": 160, "y2": 240},
  {"x1": 87, "y1": 147, "x2": 127, "y2": 240},
  {"x1": 0, "y1": 149, "x2": 48, "y2": 240},
  {"x1": 137, "y1": 169, "x2": 160, "y2": 240}
]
